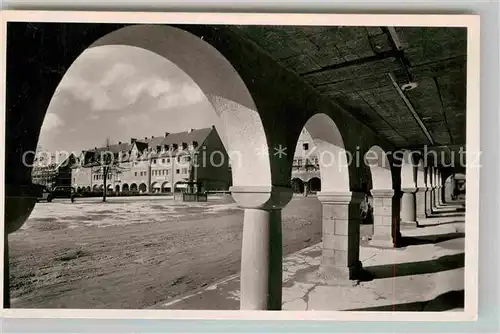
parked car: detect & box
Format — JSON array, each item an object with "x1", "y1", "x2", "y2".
[
  {"x1": 36, "y1": 186, "x2": 51, "y2": 202},
  {"x1": 47, "y1": 186, "x2": 77, "y2": 203}
]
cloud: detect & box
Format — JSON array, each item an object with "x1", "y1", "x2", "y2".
[
  {"x1": 123, "y1": 77, "x2": 173, "y2": 102},
  {"x1": 155, "y1": 82, "x2": 206, "y2": 110},
  {"x1": 55, "y1": 73, "x2": 113, "y2": 111},
  {"x1": 100, "y1": 63, "x2": 137, "y2": 86},
  {"x1": 116, "y1": 113, "x2": 157, "y2": 136},
  {"x1": 52, "y1": 45, "x2": 207, "y2": 119},
  {"x1": 41, "y1": 113, "x2": 65, "y2": 132}
]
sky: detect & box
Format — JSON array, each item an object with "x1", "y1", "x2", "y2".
[{"x1": 38, "y1": 45, "x2": 217, "y2": 155}]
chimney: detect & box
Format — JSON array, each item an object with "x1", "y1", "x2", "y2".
[
  {"x1": 188, "y1": 128, "x2": 194, "y2": 133},
  {"x1": 165, "y1": 132, "x2": 170, "y2": 138},
  {"x1": 151, "y1": 135, "x2": 155, "y2": 139},
  {"x1": 118, "y1": 141, "x2": 122, "y2": 145},
  {"x1": 131, "y1": 138, "x2": 137, "y2": 144},
  {"x1": 144, "y1": 137, "x2": 148, "y2": 140}
]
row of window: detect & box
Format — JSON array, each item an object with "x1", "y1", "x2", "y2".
[
  {"x1": 293, "y1": 157, "x2": 319, "y2": 166},
  {"x1": 151, "y1": 155, "x2": 191, "y2": 165},
  {"x1": 153, "y1": 141, "x2": 198, "y2": 152},
  {"x1": 93, "y1": 174, "x2": 112, "y2": 180},
  {"x1": 136, "y1": 168, "x2": 189, "y2": 177}
]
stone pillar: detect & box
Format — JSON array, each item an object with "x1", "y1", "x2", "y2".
[
  {"x1": 3, "y1": 234, "x2": 9, "y2": 308},
  {"x1": 433, "y1": 186, "x2": 440, "y2": 208},
  {"x1": 426, "y1": 187, "x2": 433, "y2": 216},
  {"x1": 5, "y1": 184, "x2": 40, "y2": 308},
  {"x1": 317, "y1": 191, "x2": 364, "y2": 281},
  {"x1": 415, "y1": 187, "x2": 427, "y2": 220},
  {"x1": 370, "y1": 189, "x2": 401, "y2": 248},
  {"x1": 400, "y1": 187, "x2": 417, "y2": 225},
  {"x1": 437, "y1": 186, "x2": 445, "y2": 205},
  {"x1": 303, "y1": 182, "x2": 308, "y2": 197},
  {"x1": 231, "y1": 186, "x2": 292, "y2": 310}
]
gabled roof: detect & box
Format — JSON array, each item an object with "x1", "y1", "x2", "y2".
[
  {"x1": 160, "y1": 127, "x2": 213, "y2": 146},
  {"x1": 81, "y1": 126, "x2": 215, "y2": 161}
]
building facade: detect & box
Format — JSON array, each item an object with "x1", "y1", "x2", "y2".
[
  {"x1": 31, "y1": 152, "x2": 75, "y2": 189},
  {"x1": 71, "y1": 126, "x2": 231, "y2": 194},
  {"x1": 291, "y1": 128, "x2": 321, "y2": 195}
]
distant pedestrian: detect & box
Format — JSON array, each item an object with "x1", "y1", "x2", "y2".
[{"x1": 360, "y1": 194, "x2": 373, "y2": 224}]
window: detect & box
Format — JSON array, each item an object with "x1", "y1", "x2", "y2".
[
  {"x1": 134, "y1": 172, "x2": 137, "y2": 177},
  {"x1": 176, "y1": 169, "x2": 180, "y2": 174},
  {"x1": 165, "y1": 170, "x2": 169, "y2": 175},
  {"x1": 167, "y1": 158, "x2": 170, "y2": 163},
  {"x1": 303, "y1": 143, "x2": 309, "y2": 150},
  {"x1": 192, "y1": 141, "x2": 198, "y2": 148},
  {"x1": 165, "y1": 145, "x2": 170, "y2": 151},
  {"x1": 182, "y1": 168, "x2": 188, "y2": 174},
  {"x1": 156, "y1": 145, "x2": 161, "y2": 152},
  {"x1": 162, "y1": 159, "x2": 165, "y2": 164},
  {"x1": 185, "y1": 156, "x2": 191, "y2": 162},
  {"x1": 153, "y1": 159, "x2": 156, "y2": 164}
]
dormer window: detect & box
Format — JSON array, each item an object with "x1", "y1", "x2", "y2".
[
  {"x1": 181, "y1": 142, "x2": 188, "y2": 150},
  {"x1": 173, "y1": 144, "x2": 178, "y2": 151},
  {"x1": 156, "y1": 145, "x2": 161, "y2": 152},
  {"x1": 164, "y1": 145, "x2": 170, "y2": 151},
  {"x1": 192, "y1": 141, "x2": 199, "y2": 149}
]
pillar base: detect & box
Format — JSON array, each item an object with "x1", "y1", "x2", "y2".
[
  {"x1": 401, "y1": 220, "x2": 418, "y2": 226},
  {"x1": 369, "y1": 234, "x2": 396, "y2": 249},
  {"x1": 318, "y1": 260, "x2": 363, "y2": 283}
]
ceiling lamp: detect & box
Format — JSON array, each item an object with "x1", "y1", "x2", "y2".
[{"x1": 401, "y1": 81, "x2": 418, "y2": 91}]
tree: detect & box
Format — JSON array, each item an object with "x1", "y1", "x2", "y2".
[{"x1": 92, "y1": 137, "x2": 127, "y2": 202}]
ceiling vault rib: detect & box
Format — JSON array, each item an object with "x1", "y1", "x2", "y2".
[
  {"x1": 388, "y1": 73, "x2": 435, "y2": 146},
  {"x1": 433, "y1": 76, "x2": 454, "y2": 144},
  {"x1": 298, "y1": 49, "x2": 400, "y2": 77}
]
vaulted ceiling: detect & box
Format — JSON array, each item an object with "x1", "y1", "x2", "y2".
[{"x1": 234, "y1": 26, "x2": 467, "y2": 151}]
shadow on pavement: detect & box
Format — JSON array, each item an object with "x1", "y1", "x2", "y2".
[
  {"x1": 345, "y1": 290, "x2": 464, "y2": 311},
  {"x1": 401, "y1": 232, "x2": 465, "y2": 246},
  {"x1": 362, "y1": 253, "x2": 464, "y2": 280}
]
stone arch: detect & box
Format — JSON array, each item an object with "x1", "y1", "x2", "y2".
[
  {"x1": 151, "y1": 182, "x2": 159, "y2": 193},
  {"x1": 291, "y1": 178, "x2": 304, "y2": 194},
  {"x1": 130, "y1": 183, "x2": 138, "y2": 192},
  {"x1": 300, "y1": 113, "x2": 350, "y2": 193},
  {"x1": 122, "y1": 183, "x2": 129, "y2": 192},
  {"x1": 161, "y1": 181, "x2": 171, "y2": 193},
  {"x1": 107, "y1": 184, "x2": 113, "y2": 191},
  {"x1": 89, "y1": 25, "x2": 271, "y2": 189},
  {"x1": 99, "y1": 184, "x2": 104, "y2": 190},
  {"x1": 400, "y1": 150, "x2": 417, "y2": 189},
  {"x1": 92, "y1": 185, "x2": 98, "y2": 191},
  {"x1": 308, "y1": 177, "x2": 321, "y2": 192},
  {"x1": 86, "y1": 186, "x2": 91, "y2": 192},
  {"x1": 365, "y1": 145, "x2": 393, "y2": 190},
  {"x1": 139, "y1": 183, "x2": 147, "y2": 193}
]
